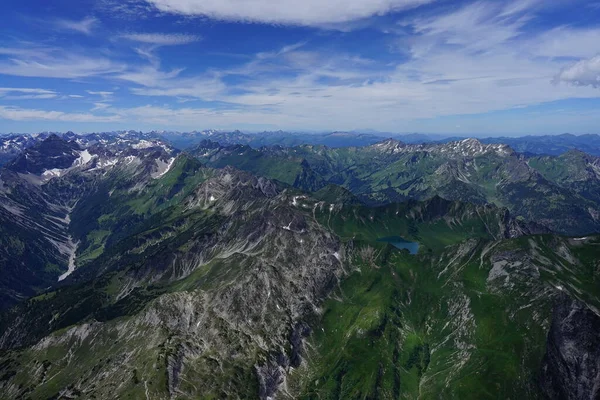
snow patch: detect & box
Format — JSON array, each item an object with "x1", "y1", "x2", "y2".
[
  {"x1": 58, "y1": 238, "x2": 78, "y2": 281},
  {"x1": 291, "y1": 195, "x2": 306, "y2": 207},
  {"x1": 72, "y1": 150, "x2": 94, "y2": 167},
  {"x1": 88, "y1": 158, "x2": 118, "y2": 171},
  {"x1": 124, "y1": 155, "x2": 138, "y2": 164},
  {"x1": 132, "y1": 140, "x2": 155, "y2": 149},
  {"x1": 41, "y1": 168, "x2": 66, "y2": 180},
  {"x1": 152, "y1": 157, "x2": 176, "y2": 179}
]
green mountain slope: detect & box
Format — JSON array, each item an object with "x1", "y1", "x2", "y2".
[
  {"x1": 289, "y1": 233, "x2": 600, "y2": 399},
  {"x1": 528, "y1": 150, "x2": 600, "y2": 205}
]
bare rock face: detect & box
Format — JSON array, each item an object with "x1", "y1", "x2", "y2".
[
  {"x1": 256, "y1": 361, "x2": 286, "y2": 400},
  {"x1": 540, "y1": 294, "x2": 600, "y2": 400}
]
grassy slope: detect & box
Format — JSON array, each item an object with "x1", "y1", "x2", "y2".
[
  {"x1": 289, "y1": 205, "x2": 600, "y2": 399},
  {"x1": 71, "y1": 155, "x2": 210, "y2": 265}
]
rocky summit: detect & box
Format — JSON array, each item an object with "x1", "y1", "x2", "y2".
[{"x1": 0, "y1": 135, "x2": 599, "y2": 399}]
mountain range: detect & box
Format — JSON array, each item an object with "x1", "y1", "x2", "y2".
[
  {"x1": 0, "y1": 134, "x2": 599, "y2": 399},
  {"x1": 3, "y1": 131, "x2": 600, "y2": 167},
  {"x1": 191, "y1": 138, "x2": 600, "y2": 235}
]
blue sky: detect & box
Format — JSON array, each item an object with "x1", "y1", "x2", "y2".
[{"x1": 1, "y1": 0, "x2": 600, "y2": 135}]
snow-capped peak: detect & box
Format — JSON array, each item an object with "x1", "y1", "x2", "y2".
[{"x1": 72, "y1": 150, "x2": 94, "y2": 167}]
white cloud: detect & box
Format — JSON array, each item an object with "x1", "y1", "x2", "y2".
[
  {"x1": 122, "y1": 43, "x2": 384, "y2": 101},
  {"x1": 555, "y1": 55, "x2": 600, "y2": 88},
  {"x1": 87, "y1": 90, "x2": 114, "y2": 99},
  {"x1": 0, "y1": 87, "x2": 58, "y2": 100},
  {"x1": 498, "y1": 0, "x2": 541, "y2": 17},
  {"x1": 116, "y1": 66, "x2": 185, "y2": 87},
  {"x1": 92, "y1": 102, "x2": 111, "y2": 111},
  {"x1": 121, "y1": 33, "x2": 200, "y2": 46},
  {"x1": 532, "y1": 27, "x2": 600, "y2": 59},
  {"x1": 0, "y1": 47, "x2": 124, "y2": 79},
  {"x1": 2, "y1": 94, "x2": 58, "y2": 100},
  {"x1": 0, "y1": 88, "x2": 56, "y2": 95},
  {"x1": 54, "y1": 17, "x2": 98, "y2": 35},
  {"x1": 87, "y1": 91, "x2": 114, "y2": 109},
  {"x1": 406, "y1": 0, "x2": 532, "y2": 53},
  {"x1": 96, "y1": 0, "x2": 159, "y2": 20},
  {"x1": 141, "y1": 0, "x2": 435, "y2": 26},
  {"x1": 0, "y1": 106, "x2": 120, "y2": 122}
]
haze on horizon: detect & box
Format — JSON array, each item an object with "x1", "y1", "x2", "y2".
[{"x1": 1, "y1": 0, "x2": 600, "y2": 136}]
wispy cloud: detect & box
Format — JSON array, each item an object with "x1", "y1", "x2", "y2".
[
  {"x1": 87, "y1": 91, "x2": 114, "y2": 111},
  {"x1": 0, "y1": 88, "x2": 56, "y2": 95},
  {"x1": 139, "y1": 0, "x2": 436, "y2": 26},
  {"x1": 0, "y1": 46, "x2": 124, "y2": 79},
  {"x1": 86, "y1": 90, "x2": 114, "y2": 99},
  {"x1": 54, "y1": 17, "x2": 98, "y2": 35},
  {"x1": 116, "y1": 66, "x2": 185, "y2": 87},
  {"x1": 405, "y1": 0, "x2": 533, "y2": 53},
  {"x1": 92, "y1": 102, "x2": 112, "y2": 111},
  {"x1": 120, "y1": 33, "x2": 200, "y2": 46},
  {"x1": 0, "y1": 87, "x2": 58, "y2": 100},
  {"x1": 119, "y1": 33, "x2": 200, "y2": 71},
  {"x1": 531, "y1": 27, "x2": 600, "y2": 59},
  {"x1": 0, "y1": 105, "x2": 120, "y2": 122}
]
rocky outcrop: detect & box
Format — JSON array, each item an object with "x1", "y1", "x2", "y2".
[{"x1": 540, "y1": 295, "x2": 600, "y2": 400}]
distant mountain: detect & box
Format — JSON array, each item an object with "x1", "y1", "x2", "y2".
[
  {"x1": 191, "y1": 138, "x2": 600, "y2": 235},
  {"x1": 156, "y1": 130, "x2": 389, "y2": 149},
  {"x1": 0, "y1": 130, "x2": 171, "y2": 166},
  {"x1": 5, "y1": 131, "x2": 598, "y2": 168},
  {"x1": 0, "y1": 133, "x2": 53, "y2": 165},
  {"x1": 440, "y1": 133, "x2": 600, "y2": 156},
  {"x1": 158, "y1": 130, "x2": 453, "y2": 149}
]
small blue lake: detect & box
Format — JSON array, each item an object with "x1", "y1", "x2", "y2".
[{"x1": 377, "y1": 236, "x2": 420, "y2": 254}]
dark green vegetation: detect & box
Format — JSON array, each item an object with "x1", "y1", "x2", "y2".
[
  {"x1": 291, "y1": 234, "x2": 600, "y2": 399},
  {"x1": 0, "y1": 136, "x2": 599, "y2": 399},
  {"x1": 191, "y1": 138, "x2": 600, "y2": 235}
]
